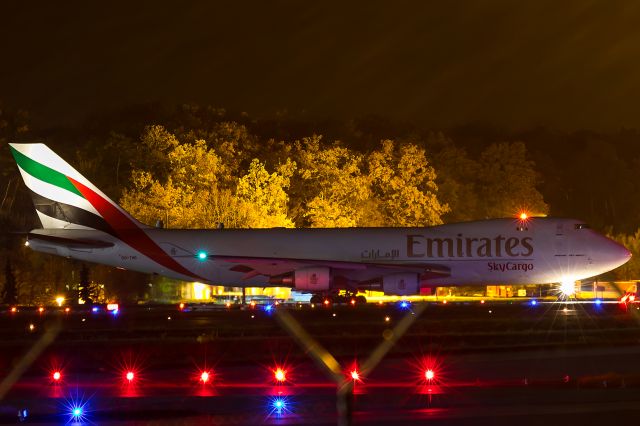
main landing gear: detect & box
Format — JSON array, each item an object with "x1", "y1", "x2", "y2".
[{"x1": 310, "y1": 292, "x2": 367, "y2": 304}]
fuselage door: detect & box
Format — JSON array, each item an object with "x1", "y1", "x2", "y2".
[{"x1": 554, "y1": 222, "x2": 568, "y2": 257}]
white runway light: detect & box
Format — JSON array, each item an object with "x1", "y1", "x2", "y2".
[{"x1": 560, "y1": 279, "x2": 576, "y2": 296}]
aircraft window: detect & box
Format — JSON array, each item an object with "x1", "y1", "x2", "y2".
[
  {"x1": 575, "y1": 224, "x2": 590, "y2": 230},
  {"x1": 516, "y1": 226, "x2": 528, "y2": 231}
]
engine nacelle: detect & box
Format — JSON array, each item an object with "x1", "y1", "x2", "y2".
[
  {"x1": 294, "y1": 267, "x2": 330, "y2": 291},
  {"x1": 382, "y1": 273, "x2": 419, "y2": 296}
]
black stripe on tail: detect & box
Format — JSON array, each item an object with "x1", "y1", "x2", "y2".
[{"x1": 28, "y1": 189, "x2": 115, "y2": 235}]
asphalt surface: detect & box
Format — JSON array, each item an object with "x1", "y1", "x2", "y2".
[{"x1": 1, "y1": 301, "x2": 640, "y2": 424}]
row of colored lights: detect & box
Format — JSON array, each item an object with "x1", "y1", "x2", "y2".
[
  {"x1": 7, "y1": 297, "x2": 634, "y2": 316},
  {"x1": 30, "y1": 360, "x2": 441, "y2": 422},
  {"x1": 45, "y1": 365, "x2": 437, "y2": 386},
  {"x1": 7, "y1": 304, "x2": 120, "y2": 314}
]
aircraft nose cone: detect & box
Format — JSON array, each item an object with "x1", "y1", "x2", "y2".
[{"x1": 609, "y1": 239, "x2": 632, "y2": 268}]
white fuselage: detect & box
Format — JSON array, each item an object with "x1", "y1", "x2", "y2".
[{"x1": 26, "y1": 217, "x2": 630, "y2": 290}]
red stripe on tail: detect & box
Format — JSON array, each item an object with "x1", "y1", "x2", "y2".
[{"x1": 68, "y1": 177, "x2": 205, "y2": 281}]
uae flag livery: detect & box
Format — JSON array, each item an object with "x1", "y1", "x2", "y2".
[{"x1": 9, "y1": 143, "x2": 202, "y2": 280}]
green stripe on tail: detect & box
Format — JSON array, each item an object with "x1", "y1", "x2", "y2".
[{"x1": 9, "y1": 145, "x2": 83, "y2": 197}]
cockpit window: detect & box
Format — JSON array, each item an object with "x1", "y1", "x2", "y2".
[{"x1": 575, "y1": 223, "x2": 590, "y2": 230}]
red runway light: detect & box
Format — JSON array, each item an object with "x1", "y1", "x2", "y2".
[
  {"x1": 323, "y1": 299, "x2": 330, "y2": 306},
  {"x1": 350, "y1": 299, "x2": 356, "y2": 306},
  {"x1": 200, "y1": 371, "x2": 211, "y2": 383},
  {"x1": 179, "y1": 303, "x2": 185, "y2": 310},
  {"x1": 274, "y1": 368, "x2": 286, "y2": 382},
  {"x1": 425, "y1": 369, "x2": 435, "y2": 381},
  {"x1": 38, "y1": 307, "x2": 44, "y2": 313},
  {"x1": 350, "y1": 370, "x2": 360, "y2": 381},
  {"x1": 52, "y1": 371, "x2": 62, "y2": 381},
  {"x1": 10, "y1": 307, "x2": 16, "y2": 313},
  {"x1": 126, "y1": 371, "x2": 135, "y2": 382}
]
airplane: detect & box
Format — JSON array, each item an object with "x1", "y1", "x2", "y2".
[{"x1": 9, "y1": 143, "x2": 632, "y2": 300}]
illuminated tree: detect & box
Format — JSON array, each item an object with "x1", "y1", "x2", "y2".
[
  {"x1": 134, "y1": 125, "x2": 180, "y2": 181},
  {"x1": 428, "y1": 134, "x2": 481, "y2": 223},
  {"x1": 368, "y1": 140, "x2": 448, "y2": 226},
  {"x1": 236, "y1": 159, "x2": 295, "y2": 228},
  {"x1": 293, "y1": 136, "x2": 373, "y2": 227},
  {"x1": 122, "y1": 127, "x2": 295, "y2": 229},
  {"x1": 476, "y1": 142, "x2": 548, "y2": 219}
]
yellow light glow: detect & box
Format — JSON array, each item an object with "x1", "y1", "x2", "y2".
[
  {"x1": 55, "y1": 296, "x2": 65, "y2": 307},
  {"x1": 519, "y1": 212, "x2": 528, "y2": 220},
  {"x1": 192, "y1": 282, "x2": 211, "y2": 300}
]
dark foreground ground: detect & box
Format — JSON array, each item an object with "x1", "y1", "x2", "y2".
[{"x1": 1, "y1": 300, "x2": 640, "y2": 424}]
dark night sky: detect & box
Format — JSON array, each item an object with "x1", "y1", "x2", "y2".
[{"x1": 2, "y1": 1, "x2": 640, "y2": 130}]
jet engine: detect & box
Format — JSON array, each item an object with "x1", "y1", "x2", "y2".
[
  {"x1": 382, "y1": 273, "x2": 419, "y2": 296},
  {"x1": 293, "y1": 267, "x2": 330, "y2": 291}
]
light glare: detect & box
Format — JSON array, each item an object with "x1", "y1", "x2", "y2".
[
  {"x1": 560, "y1": 279, "x2": 576, "y2": 296},
  {"x1": 275, "y1": 368, "x2": 286, "y2": 382},
  {"x1": 425, "y1": 369, "x2": 434, "y2": 381}
]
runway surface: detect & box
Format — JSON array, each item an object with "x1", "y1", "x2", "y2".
[{"x1": 1, "y1": 301, "x2": 640, "y2": 424}]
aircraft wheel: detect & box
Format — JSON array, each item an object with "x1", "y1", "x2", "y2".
[{"x1": 310, "y1": 294, "x2": 323, "y2": 304}]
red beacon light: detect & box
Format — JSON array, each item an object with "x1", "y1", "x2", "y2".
[
  {"x1": 125, "y1": 371, "x2": 135, "y2": 382},
  {"x1": 350, "y1": 370, "x2": 360, "y2": 382},
  {"x1": 52, "y1": 371, "x2": 62, "y2": 382},
  {"x1": 200, "y1": 371, "x2": 211, "y2": 384},
  {"x1": 274, "y1": 368, "x2": 286, "y2": 383},
  {"x1": 323, "y1": 299, "x2": 330, "y2": 306},
  {"x1": 38, "y1": 307, "x2": 44, "y2": 314},
  {"x1": 425, "y1": 369, "x2": 435, "y2": 382}
]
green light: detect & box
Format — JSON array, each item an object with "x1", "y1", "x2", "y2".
[{"x1": 197, "y1": 250, "x2": 208, "y2": 261}]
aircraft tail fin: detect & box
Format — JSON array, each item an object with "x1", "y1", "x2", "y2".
[{"x1": 9, "y1": 143, "x2": 147, "y2": 232}]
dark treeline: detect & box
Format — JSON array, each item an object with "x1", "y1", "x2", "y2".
[{"x1": 1, "y1": 101, "x2": 640, "y2": 303}]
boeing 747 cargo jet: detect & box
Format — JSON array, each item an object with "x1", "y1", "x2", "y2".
[{"x1": 9, "y1": 143, "x2": 631, "y2": 297}]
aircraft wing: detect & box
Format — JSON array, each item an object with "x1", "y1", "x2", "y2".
[{"x1": 214, "y1": 255, "x2": 450, "y2": 283}]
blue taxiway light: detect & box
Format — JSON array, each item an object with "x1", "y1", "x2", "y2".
[
  {"x1": 399, "y1": 301, "x2": 410, "y2": 309},
  {"x1": 530, "y1": 300, "x2": 537, "y2": 306},
  {"x1": 264, "y1": 304, "x2": 273, "y2": 313},
  {"x1": 594, "y1": 299, "x2": 602, "y2": 306},
  {"x1": 269, "y1": 396, "x2": 290, "y2": 416}
]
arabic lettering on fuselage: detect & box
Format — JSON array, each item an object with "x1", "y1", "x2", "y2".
[{"x1": 361, "y1": 249, "x2": 400, "y2": 260}]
